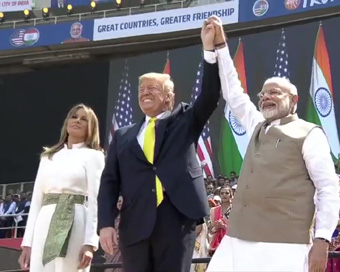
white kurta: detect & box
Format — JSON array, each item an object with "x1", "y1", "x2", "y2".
[
  {"x1": 21, "y1": 143, "x2": 105, "y2": 272},
  {"x1": 204, "y1": 47, "x2": 340, "y2": 272}
]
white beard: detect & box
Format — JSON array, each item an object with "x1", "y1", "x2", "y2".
[
  {"x1": 260, "y1": 99, "x2": 291, "y2": 121},
  {"x1": 261, "y1": 107, "x2": 279, "y2": 120}
]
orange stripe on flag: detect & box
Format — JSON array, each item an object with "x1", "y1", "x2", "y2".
[
  {"x1": 234, "y1": 40, "x2": 248, "y2": 94},
  {"x1": 315, "y1": 26, "x2": 334, "y2": 97},
  {"x1": 163, "y1": 58, "x2": 171, "y2": 75}
]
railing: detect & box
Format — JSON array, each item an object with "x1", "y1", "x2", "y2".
[
  {"x1": 90, "y1": 254, "x2": 340, "y2": 270},
  {"x1": 0, "y1": 182, "x2": 34, "y2": 199},
  {"x1": 0, "y1": 213, "x2": 28, "y2": 239}
]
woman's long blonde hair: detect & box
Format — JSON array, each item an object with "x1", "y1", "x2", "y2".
[{"x1": 42, "y1": 104, "x2": 101, "y2": 159}]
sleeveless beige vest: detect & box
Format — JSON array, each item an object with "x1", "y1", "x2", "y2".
[{"x1": 228, "y1": 114, "x2": 318, "y2": 244}]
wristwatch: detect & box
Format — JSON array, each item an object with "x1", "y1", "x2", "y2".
[{"x1": 314, "y1": 237, "x2": 330, "y2": 244}]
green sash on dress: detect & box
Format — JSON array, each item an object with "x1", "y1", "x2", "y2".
[{"x1": 42, "y1": 193, "x2": 85, "y2": 266}]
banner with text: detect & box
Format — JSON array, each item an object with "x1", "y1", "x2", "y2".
[
  {"x1": 240, "y1": 0, "x2": 340, "y2": 23},
  {"x1": 93, "y1": 1, "x2": 239, "y2": 41},
  {"x1": 0, "y1": 20, "x2": 93, "y2": 51},
  {"x1": 0, "y1": 0, "x2": 33, "y2": 12}
]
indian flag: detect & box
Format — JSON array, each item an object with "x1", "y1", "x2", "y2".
[
  {"x1": 23, "y1": 28, "x2": 39, "y2": 45},
  {"x1": 163, "y1": 52, "x2": 171, "y2": 75},
  {"x1": 307, "y1": 25, "x2": 340, "y2": 159},
  {"x1": 218, "y1": 40, "x2": 250, "y2": 176}
]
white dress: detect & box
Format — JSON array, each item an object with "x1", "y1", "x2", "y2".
[{"x1": 21, "y1": 143, "x2": 105, "y2": 272}]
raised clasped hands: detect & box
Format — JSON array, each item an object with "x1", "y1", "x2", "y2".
[
  {"x1": 201, "y1": 15, "x2": 227, "y2": 51},
  {"x1": 201, "y1": 18, "x2": 215, "y2": 51}
]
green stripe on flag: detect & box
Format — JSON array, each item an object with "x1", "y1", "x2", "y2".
[
  {"x1": 218, "y1": 117, "x2": 243, "y2": 176},
  {"x1": 306, "y1": 96, "x2": 321, "y2": 127}
]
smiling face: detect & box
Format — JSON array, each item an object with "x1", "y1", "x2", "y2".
[
  {"x1": 71, "y1": 22, "x2": 82, "y2": 39},
  {"x1": 66, "y1": 108, "x2": 88, "y2": 142},
  {"x1": 258, "y1": 80, "x2": 297, "y2": 122},
  {"x1": 139, "y1": 78, "x2": 168, "y2": 117},
  {"x1": 138, "y1": 73, "x2": 175, "y2": 117}
]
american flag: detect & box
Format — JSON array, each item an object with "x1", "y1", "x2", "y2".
[
  {"x1": 10, "y1": 29, "x2": 25, "y2": 47},
  {"x1": 190, "y1": 61, "x2": 214, "y2": 177},
  {"x1": 108, "y1": 61, "x2": 134, "y2": 144},
  {"x1": 274, "y1": 29, "x2": 290, "y2": 78}
]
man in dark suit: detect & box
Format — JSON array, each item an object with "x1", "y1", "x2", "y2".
[
  {"x1": 15, "y1": 193, "x2": 27, "y2": 237},
  {"x1": 97, "y1": 21, "x2": 220, "y2": 272}
]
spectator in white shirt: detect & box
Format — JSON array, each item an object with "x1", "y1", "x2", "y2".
[
  {"x1": 3, "y1": 194, "x2": 17, "y2": 215},
  {"x1": 0, "y1": 194, "x2": 17, "y2": 238}
]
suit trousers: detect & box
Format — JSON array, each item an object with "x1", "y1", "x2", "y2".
[{"x1": 120, "y1": 196, "x2": 196, "y2": 272}]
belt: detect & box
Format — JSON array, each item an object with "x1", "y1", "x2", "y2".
[{"x1": 42, "y1": 193, "x2": 85, "y2": 266}]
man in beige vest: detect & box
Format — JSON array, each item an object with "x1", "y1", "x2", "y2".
[{"x1": 204, "y1": 16, "x2": 340, "y2": 272}]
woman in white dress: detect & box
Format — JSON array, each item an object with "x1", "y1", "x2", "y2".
[{"x1": 18, "y1": 104, "x2": 105, "y2": 272}]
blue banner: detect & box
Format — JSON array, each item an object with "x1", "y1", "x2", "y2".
[
  {"x1": 239, "y1": 0, "x2": 340, "y2": 23},
  {"x1": 0, "y1": 20, "x2": 93, "y2": 50}
]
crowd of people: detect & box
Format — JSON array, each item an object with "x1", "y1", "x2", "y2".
[{"x1": 0, "y1": 191, "x2": 31, "y2": 239}]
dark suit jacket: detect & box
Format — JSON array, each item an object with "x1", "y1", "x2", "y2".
[
  {"x1": 98, "y1": 60, "x2": 220, "y2": 246},
  {"x1": 16, "y1": 200, "x2": 26, "y2": 214}
]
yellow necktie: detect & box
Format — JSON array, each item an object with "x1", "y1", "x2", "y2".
[{"x1": 143, "y1": 118, "x2": 164, "y2": 206}]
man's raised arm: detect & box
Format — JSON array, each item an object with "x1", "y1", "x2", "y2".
[{"x1": 207, "y1": 16, "x2": 264, "y2": 135}]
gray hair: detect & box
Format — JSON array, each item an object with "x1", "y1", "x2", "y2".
[
  {"x1": 263, "y1": 77, "x2": 298, "y2": 95},
  {"x1": 262, "y1": 77, "x2": 298, "y2": 113}
]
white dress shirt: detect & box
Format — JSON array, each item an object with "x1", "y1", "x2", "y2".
[
  {"x1": 4, "y1": 201, "x2": 17, "y2": 215},
  {"x1": 204, "y1": 46, "x2": 340, "y2": 242},
  {"x1": 137, "y1": 111, "x2": 170, "y2": 149}
]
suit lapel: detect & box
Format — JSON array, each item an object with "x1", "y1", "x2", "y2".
[
  {"x1": 128, "y1": 118, "x2": 148, "y2": 163},
  {"x1": 154, "y1": 106, "x2": 181, "y2": 160},
  {"x1": 154, "y1": 118, "x2": 167, "y2": 160}
]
